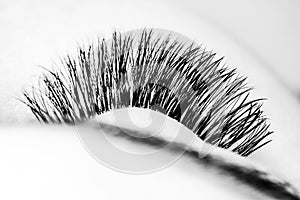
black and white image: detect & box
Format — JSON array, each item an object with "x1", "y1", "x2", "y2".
[{"x1": 1, "y1": 0, "x2": 300, "y2": 199}]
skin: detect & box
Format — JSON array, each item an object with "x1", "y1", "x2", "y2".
[{"x1": 0, "y1": 0, "x2": 300, "y2": 199}]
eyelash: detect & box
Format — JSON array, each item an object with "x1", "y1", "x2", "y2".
[{"x1": 20, "y1": 28, "x2": 272, "y2": 156}]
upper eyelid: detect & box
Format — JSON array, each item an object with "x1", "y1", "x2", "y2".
[{"x1": 0, "y1": 5, "x2": 282, "y2": 125}]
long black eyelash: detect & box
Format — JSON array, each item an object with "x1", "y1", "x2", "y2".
[{"x1": 20, "y1": 29, "x2": 273, "y2": 156}]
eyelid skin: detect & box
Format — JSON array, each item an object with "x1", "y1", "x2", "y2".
[{"x1": 1, "y1": 1, "x2": 300, "y2": 200}]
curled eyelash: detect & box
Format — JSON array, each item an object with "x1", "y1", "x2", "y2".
[{"x1": 20, "y1": 29, "x2": 273, "y2": 156}]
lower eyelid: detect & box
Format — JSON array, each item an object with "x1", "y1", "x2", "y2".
[
  {"x1": 78, "y1": 111, "x2": 299, "y2": 200},
  {"x1": 0, "y1": 125, "x2": 273, "y2": 200}
]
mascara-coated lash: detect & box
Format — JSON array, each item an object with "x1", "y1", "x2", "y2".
[{"x1": 21, "y1": 29, "x2": 273, "y2": 156}]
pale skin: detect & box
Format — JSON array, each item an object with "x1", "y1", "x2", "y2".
[{"x1": 0, "y1": 0, "x2": 300, "y2": 199}]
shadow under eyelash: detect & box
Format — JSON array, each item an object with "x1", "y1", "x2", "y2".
[{"x1": 20, "y1": 28, "x2": 272, "y2": 156}]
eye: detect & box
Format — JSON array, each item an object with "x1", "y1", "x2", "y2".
[
  {"x1": 20, "y1": 28, "x2": 272, "y2": 157},
  {"x1": 17, "y1": 28, "x2": 300, "y2": 199},
  {"x1": 1, "y1": 1, "x2": 300, "y2": 199}
]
